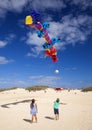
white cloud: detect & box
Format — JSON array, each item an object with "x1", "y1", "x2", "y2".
[
  {"x1": 49, "y1": 14, "x2": 92, "y2": 46},
  {"x1": 0, "y1": 0, "x2": 28, "y2": 17},
  {"x1": 0, "y1": 78, "x2": 26, "y2": 87},
  {"x1": 0, "y1": 56, "x2": 14, "y2": 64},
  {"x1": 26, "y1": 32, "x2": 44, "y2": 56},
  {"x1": 28, "y1": 75, "x2": 62, "y2": 86},
  {"x1": 0, "y1": 33, "x2": 16, "y2": 48},
  {"x1": 29, "y1": 75, "x2": 44, "y2": 80},
  {"x1": 10, "y1": 0, "x2": 27, "y2": 12},
  {"x1": 0, "y1": 75, "x2": 62, "y2": 87},
  {"x1": 61, "y1": 15, "x2": 92, "y2": 43},
  {"x1": 26, "y1": 32, "x2": 44, "y2": 46},
  {"x1": 0, "y1": 41, "x2": 7, "y2": 48},
  {"x1": 31, "y1": 0, "x2": 66, "y2": 10},
  {"x1": 5, "y1": 33, "x2": 16, "y2": 43},
  {"x1": 17, "y1": 80, "x2": 26, "y2": 85}
]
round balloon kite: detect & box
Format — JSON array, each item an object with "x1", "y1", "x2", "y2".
[{"x1": 55, "y1": 69, "x2": 59, "y2": 74}]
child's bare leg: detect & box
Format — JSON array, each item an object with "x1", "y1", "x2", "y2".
[
  {"x1": 34, "y1": 115, "x2": 37, "y2": 123},
  {"x1": 31, "y1": 115, "x2": 34, "y2": 123},
  {"x1": 55, "y1": 114, "x2": 57, "y2": 120},
  {"x1": 55, "y1": 114, "x2": 59, "y2": 120},
  {"x1": 57, "y1": 114, "x2": 59, "y2": 120}
]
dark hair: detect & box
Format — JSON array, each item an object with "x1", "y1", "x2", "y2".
[
  {"x1": 30, "y1": 99, "x2": 35, "y2": 108},
  {"x1": 56, "y1": 98, "x2": 60, "y2": 102}
]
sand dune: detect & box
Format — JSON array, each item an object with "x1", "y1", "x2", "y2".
[{"x1": 0, "y1": 88, "x2": 92, "y2": 130}]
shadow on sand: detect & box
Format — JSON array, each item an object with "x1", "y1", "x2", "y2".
[
  {"x1": 0, "y1": 99, "x2": 31, "y2": 108},
  {"x1": 45, "y1": 116, "x2": 55, "y2": 120},
  {"x1": 23, "y1": 119, "x2": 32, "y2": 124}
]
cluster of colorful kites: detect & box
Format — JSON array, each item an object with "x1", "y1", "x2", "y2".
[{"x1": 25, "y1": 10, "x2": 61, "y2": 62}]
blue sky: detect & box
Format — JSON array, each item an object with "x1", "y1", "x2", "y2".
[{"x1": 0, "y1": 0, "x2": 92, "y2": 88}]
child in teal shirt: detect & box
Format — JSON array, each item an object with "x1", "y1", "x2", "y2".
[{"x1": 53, "y1": 98, "x2": 66, "y2": 120}]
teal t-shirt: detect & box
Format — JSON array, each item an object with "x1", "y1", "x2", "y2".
[{"x1": 54, "y1": 101, "x2": 60, "y2": 109}]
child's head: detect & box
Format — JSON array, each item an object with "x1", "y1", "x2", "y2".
[
  {"x1": 56, "y1": 98, "x2": 60, "y2": 102},
  {"x1": 31, "y1": 99, "x2": 35, "y2": 108},
  {"x1": 31, "y1": 99, "x2": 35, "y2": 103}
]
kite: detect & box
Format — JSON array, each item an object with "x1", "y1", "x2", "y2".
[{"x1": 25, "y1": 10, "x2": 61, "y2": 62}]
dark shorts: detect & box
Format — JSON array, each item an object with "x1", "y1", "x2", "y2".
[{"x1": 54, "y1": 108, "x2": 59, "y2": 114}]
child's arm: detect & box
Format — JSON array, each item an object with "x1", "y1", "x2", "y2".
[
  {"x1": 60, "y1": 102, "x2": 66, "y2": 105},
  {"x1": 36, "y1": 103, "x2": 38, "y2": 112}
]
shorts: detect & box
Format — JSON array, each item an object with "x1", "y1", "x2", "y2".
[
  {"x1": 30, "y1": 111, "x2": 37, "y2": 115},
  {"x1": 54, "y1": 108, "x2": 59, "y2": 114},
  {"x1": 30, "y1": 109, "x2": 37, "y2": 115}
]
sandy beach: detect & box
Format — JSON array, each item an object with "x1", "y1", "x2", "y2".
[{"x1": 0, "y1": 88, "x2": 92, "y2": 130}]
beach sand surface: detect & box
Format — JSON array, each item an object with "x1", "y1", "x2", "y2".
[{"x1": 0, "y1": 88, "x2": 92, "y2": 130}]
